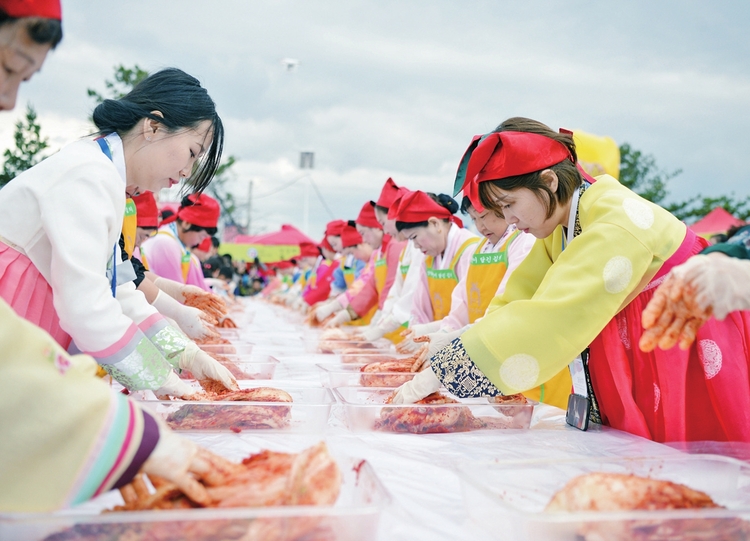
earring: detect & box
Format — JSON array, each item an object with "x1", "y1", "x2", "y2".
[{"x1": 146, "y1": 136, "x2": 152, "y2": 141}]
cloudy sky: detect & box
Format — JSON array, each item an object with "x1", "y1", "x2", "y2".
[{"x1": 3, "y1": 0, "x2": 749, "y2": 239}]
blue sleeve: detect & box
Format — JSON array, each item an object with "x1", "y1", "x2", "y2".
[
  {"x1": 353, "y1": 259, "x2": 366, "y2": 279},
  {"x1": 332, "y1": 267, "x2": 347, "y2": 289}
]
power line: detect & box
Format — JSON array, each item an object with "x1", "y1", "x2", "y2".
[
  {"x1": 308, "y1": 175, "x2": 336, "y2": 219},
  {"x1": 252, "y1": 173, "x2": 309, "y2": 199}
]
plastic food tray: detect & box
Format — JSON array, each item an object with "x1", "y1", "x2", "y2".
[
  {"x1": 333, "y1": 386, "x2": 534, "y2": 434},
  {"x1": 457, "y1": 454, "x2": 750, "y2": 541},
  {"x1": 0, "y1": 457, "x2": 390, "y2": 541},
  {"x1": 140, "y1": 382, "x2": 334, "y2": 433},
  {"x1": 317, "y1": 363, "x2": 417, "y2": 388},
  {"x1": 203, "y1": 354, "x2": 278, "y2": 380},
  {"x1": 199, "y1": 343, "x2": 255, "y2": 356}
]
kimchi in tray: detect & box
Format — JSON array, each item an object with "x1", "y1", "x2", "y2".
[
  {"x1": 0, "y1": 457, "x2": 391, "y2": 541},
  {"x1": 333, "y1": 387, "x2": 535, "y2": 434},
  {"x1": 140, "y1": 382, "x2": 334, "y2": 433},
  {"x1": 457, "y1": 454, "x2": 750, "y2": 541}
]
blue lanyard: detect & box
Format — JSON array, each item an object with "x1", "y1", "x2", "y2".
[{"x1": 95, "y1": 136, "x2": 117, "y2": 297}]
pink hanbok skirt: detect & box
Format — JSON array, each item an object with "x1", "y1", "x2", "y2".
[
  {"x1": 0, "y1": 241, "x2": 71, "y2": 349},
  {"x1": 590, "y1": 230, "x2": 750, "y2": 443}
]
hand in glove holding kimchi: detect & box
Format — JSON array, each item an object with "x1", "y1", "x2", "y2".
[
  {"x1": 151, "y1": 290, "x2": 219, "y2": 341},
  {"x1": 391, "y1": 366, "x2": 442, "y2": 404},
  {"x1": 640, "y1": 253, "x2": 750, "y2": 351},
  {"x1": 178, "y1": 343, "x2": 239, "y2": 391}
]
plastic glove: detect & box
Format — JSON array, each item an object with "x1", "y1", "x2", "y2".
[
  {"x1": 680, "y1": 254, "x2": 750, "y2": 320},
  {"x1": 179, "y1": 342, "x2": 239, "y2": 391},
  {"x1": 152, "y1": 290, "x2": 219, "y2": 340},
  {"x1": 155, "y1": 371, "x2": 202, "y2": 400},
  {"x1": 369, "y1": 310, "x2": 382, "y2": 327},
  {"x1": 315, "y1": 299, "x2": 343, "y2": 322},
  {"x1": 360, "y1": 324, "x2": 386, "y2": 343},
  {"x1": 425, "y1": 328, "x2": 465, "y2": 360},
  {"x1": 324, "y1": 309, "x2": 352, "y2": 328},
  {"x1": 141, "y1": 422, "x2": 242, "y2": 506},
  {"x1": 291, "y1": 296, "x2": 309, "y2": 313},
  {"x1": 390, "y1": 366, "x2": 441, "y2": 404},
  {"x1": 154, "y1": 276, "x2": 227, "y2": 320},
  {"x1": 395, "y1": 329, "x2": 423, "y2": 354}
]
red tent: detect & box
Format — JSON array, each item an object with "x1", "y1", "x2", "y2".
[
  {"x1": 688, "y1": 207, "x2": 745, "y2": 238},
  {"x1": 234, "y1": 224, "x2": 316, "y2": 246}
]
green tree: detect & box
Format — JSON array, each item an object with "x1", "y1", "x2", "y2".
[
  {"x1": 618, "y1": 142, "x2": 682, "y2": 205},
  {"x1": 87, "y1": 64, "x2": 149, "y2": 103},
  {"x1": 0, "y1": 105, "x2": 49, "y2": 188}
]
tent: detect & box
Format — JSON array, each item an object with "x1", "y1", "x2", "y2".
[
  {"x1": 219, "y1": 224, "x2": 317, "y2": 262},
  {"x1": 688, "y1": 207, "x2": 745, "y2": 239}
]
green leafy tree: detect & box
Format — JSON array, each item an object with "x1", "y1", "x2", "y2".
[
  {"x1": 87, "y1": 64, "x2": 149, "y2": 103},
  {"x1": 0, "y1": 105, "x2": 49, "y2": 188}
]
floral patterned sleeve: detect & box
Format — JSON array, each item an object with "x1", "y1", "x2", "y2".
[{"x1": 430, "y1": 338, "x2": 502, "y2": 398}]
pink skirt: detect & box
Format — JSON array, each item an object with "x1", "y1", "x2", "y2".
[
  {"x1": 589, "y1": 231, "x2": 750, "y2": 443},
  {"x1": 0, "y1": 241, "x2": 71, "y2": 349}
]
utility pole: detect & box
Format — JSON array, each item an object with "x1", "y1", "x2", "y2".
[
  {"x1": 246, "y1": 179, "x2": 253, "y2": 235},
  {"x1": 300, "y1": 151, "x2": 314, "y2": 235}
]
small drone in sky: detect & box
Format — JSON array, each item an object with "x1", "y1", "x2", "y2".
[{"x1": 281, "y1": 58, "x2": 300, "y2": 71}]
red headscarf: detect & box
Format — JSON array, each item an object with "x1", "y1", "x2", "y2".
[
  {"x1": 163, "y1": 193, "x2": 220, "y2": 228},
  {"x1": 386, "y1": 188, "x2": 412, "y2": 221},
  {"x1": 392, "y1": 190, "x2": 463, "y2": 228},
  {"x1": 0, "y1": 0, "x2": 61, "y2": 19},
  {"x1": 319, "y1": 236, "x2": 335, "y2": 252},
  {"x1": 355, "y1": 201, "x2": 382, "y2": 230},
  {"x1": 455, "y1": 131, "x2": 573, "y2": 212},
  {"x1": 197, "y1": 237, "x2": 213, "y2": 252},
  {"x1": 132, "y1": 192, "x2": 159, "y2": 228},
  {"x1": 325, "y1": 219, "x2": 346, "y2": 236},
  {"x1": 374, "y1": 177, "x2": 401, "y2": 209},
  {"x1": 340, "y1": 224, "x2": 363, "y2": 248},
  {"x1": 298, "y1": 241, "x2": 320, "y2": 258}
]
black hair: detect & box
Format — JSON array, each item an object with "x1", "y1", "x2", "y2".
[
  {"x1": 218, "y1": 266, "x2": 234, "y2": 280},
  {"x1": 460, "y1": 196, "x2": 473, "y2": 215},
  {"x1": 374, "y1": 204, "x2": 388, "y2": 215},
  {"x1": 0, "y1": 10, "x2": 63, "y2": 48},
  {"x1": 160, "y1": 209, "x2": 175, "y2": 221},
  {"x1": 395, "y1": 193, "x2": 458, "y2": 232},
  {"x1": 347, "y1": 219, "x2": 357, "y2": 228},
  {"x1": 92, "y1": 67, "x2": 224, "y2": 193},
  {"x1": 211, "y1": 236, "x2": 220, "y2": 248}
]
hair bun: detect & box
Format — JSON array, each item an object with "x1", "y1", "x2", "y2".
[
  {"x1": 436, "y1": 193, "x2": 459, "y2": 214},
  {"x1": 181, "y1": 195, "x2": 195, "y2": 207}
]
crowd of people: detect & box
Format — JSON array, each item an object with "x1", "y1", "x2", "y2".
[{"x1": 2, "y1": 0, "x2": 750, "y2": 519}]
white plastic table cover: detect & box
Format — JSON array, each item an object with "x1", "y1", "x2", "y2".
[{"x1": 111, "y1": 299, "x2": 750, "y2": 540}]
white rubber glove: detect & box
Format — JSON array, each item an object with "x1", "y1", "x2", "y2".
[
  {"x1": 411, "y1": 321, "x2": 442, "y2": 337},
  {"x1": 425, "y1": 328, "x2": 466, "y2": 360},
  {"x1": 677, "y1": 254, "x2": 750, "y2": 320},
  {"x1": 315, "y1": 299, "x2": 343, "y2": 322},
  {"x1": 395, "y1": 329, "x2": 422, "y2": 354},
  {"x1": 179, "y1": 342, "x2": 239, "y2": 391},
  {"x1": 324, "y1": 309, "x2": 352, "y2": 328},
  {"x1": 369, "y1": 309, "x2": 382, "y2": 327},
  {"x1": 291, "y1": 296, "x2": 309, "y2": 313},
  {"x1": 141, "y1": 421, "x2": 242, "y2": 506},
  {"x1": 152, "y1": 276, "x2": 194, "y2": 303},
  {"x1": 152, "y1": 290, "x2": 218, "y2": 341},
  {"x1": 155, "y1": 371, "x2": 202, "y2": 400},
  {"x1": 391, "y1": 366, "x2": 441, "y2": 404},
  {"x1": 360, "y1": 324, "x2": 386, "y2": 342}
]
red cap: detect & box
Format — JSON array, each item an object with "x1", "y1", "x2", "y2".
[
  {"x1": 274, "y1": 260, "x2": 294, "y2": 270},
  {"x1": 392, "y1": 190, "x2": 463, "y2": 228},
  {"x1": 132, "y1": 192, "x2": 159, "y2": 228},
  {"x1": 197, "y1": 237, "x2": 213, "y2": 252},
  {"x1": 164, "y1": 193, "x2": 220, "y2": 228},
  {"x1": 355, "y1": 201, "x2": 382, "y2": 230},
  {"x1": 374, "y1": 177, "x2": 401, "y2": 209},
  {"x1": 386, "y1": 188, "x2": 411, "y2": 221},
  {"x1": 0, "y1": 0, "x2": 61, "y2": 20},
  {"x1": 325, "y1": 219, "x2": 346, "y2": 236},
  {"x1": 319, "y1": 236, "x2": 334, "y2": 252},
  {"x1": 456, "y1": 131, "x2": 572, "y2": 212},
  {"x1": 298, "y1": 241, "x2": 320, "y2": 258},
  {"x1": 340, "y1": 224, "x2": 363, "y2": 248}
]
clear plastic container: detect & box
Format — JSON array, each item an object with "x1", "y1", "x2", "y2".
[
  {"x1": 199, "y1": 343, "x2": 255, "y2": 356},
  {"x1": 317, "y1": 363, "x2": 417, "y2": 388},
  {"x1": 205, "y1": 354, "x2": 279, "y2": 380},
  {"x1": 457, "y1": 454, "x2": 750, "y2": 541},
  {"x1": 0, "y1": 457, "x2": 391, "y2": 541},
  {"x1": 333, "y1": 386, "x2": 534, "y2": 434},
  {"x1": 140, "y1": 382, "x2": 333, "y2": 433}
]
